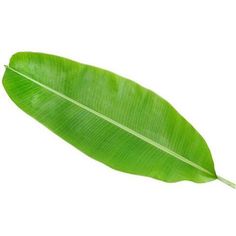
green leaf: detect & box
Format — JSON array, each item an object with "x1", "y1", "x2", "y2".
[{"x1": 2, "y1": 52, "x2": 235, "y2": 188}]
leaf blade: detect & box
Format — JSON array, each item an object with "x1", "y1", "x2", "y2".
[{"x1": 3, "y1": 52, "x2": 217, "y2": 183}]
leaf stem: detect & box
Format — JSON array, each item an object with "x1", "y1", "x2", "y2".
[{"x1": 217, "y1": 176, "x2": 236, "y2": 189}]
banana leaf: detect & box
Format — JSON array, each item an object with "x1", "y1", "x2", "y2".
[{"x1": 2, "y1": 52, "x2": 235, "y2": 188}]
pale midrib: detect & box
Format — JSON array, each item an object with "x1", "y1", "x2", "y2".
[{"x1": 6, "y1": 65, "x2": 214, "y2": 177}]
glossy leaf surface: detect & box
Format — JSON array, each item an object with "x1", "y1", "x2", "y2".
[{"x1": 2, "y1": 52, "x2": 233, "y2": 186}]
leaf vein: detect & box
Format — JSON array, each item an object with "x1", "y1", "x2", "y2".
[{"x1": 6, "y1": 65, "x2": 214, "y2": 177}]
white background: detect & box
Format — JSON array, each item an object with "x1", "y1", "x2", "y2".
[{"x1": 0, "y1": 1, "x2": 236, "y2": 235}]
